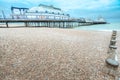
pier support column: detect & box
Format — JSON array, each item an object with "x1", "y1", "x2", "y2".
[
  {"x1": 6, "y1": 22, "x2": 9, "y2": 28},
  {"x1": 53, "y1": 22, "x2": 55, "y2": 27},
  {"x1": 63, "y1": 22, "x2": 65, "y2": 28},
  {"x1": 47, "y1": 22, "x2": 49, "y2": 27},
  {"x1": 59, "y1": 22, "x2": 61, "y2": 28},
  {"x1": 25, "y1": 22, "x2": 28, "y2": 27}
]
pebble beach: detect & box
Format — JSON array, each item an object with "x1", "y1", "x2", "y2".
[{"x1": 0, "y1": 28, "x2": 120, "y2": 80}]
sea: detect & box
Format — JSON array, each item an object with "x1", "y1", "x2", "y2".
[{"x1": 74, "y1": 19, "x2": 120, "y2": 31}]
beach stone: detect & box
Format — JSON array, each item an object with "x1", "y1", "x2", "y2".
[
  {"x1": 113, "y1": 30, "x2": 117, "y2": 33},
  {"x1": 111, "y1": 38, "x2": 116, "y2": 40},
  {"x1": 110, "y1": 40, "x2": 116, "y2": 42},
  {"x1": 106, "y1": 58, "x2": 119, "y2": 67},
  {"x1": 113, "y1": 32, "x2": 117, "y2": 34},
  {"x1": 115, "y1": 76, "x2": 120, "y2": 80},
  {"x1": 112, "y1": 31, "x2": 117, "y2": 35},
  {"x1": 110, "y1": 40, "x2": 116, "y2": 45},
  {"x1": 112, "y1": 33, "x2": 116, "y2": 36},
  {"x1": 109, "y1": 45, "x2": 117, "y2": 49},
  {"x1": 111, "y1": 36, "x2": 116, "y2": 39},
  {"x1": 118, "y1": 78, "x2": 120, "y2": 80}
]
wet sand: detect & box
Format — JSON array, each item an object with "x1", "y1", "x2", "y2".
[{"x1": 0, "y1": 28, "x2": 120, "y2": 80}]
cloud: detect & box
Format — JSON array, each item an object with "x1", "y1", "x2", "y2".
[
  {"x1": 3, "y1": 0, "x2": 116, "y2": 10},
  {"x1": 55, "y1": 0, "x2": 116, "y2": 10},
  {"x1": 0, "y1": 0, "x2": 119, "y2": 19}
]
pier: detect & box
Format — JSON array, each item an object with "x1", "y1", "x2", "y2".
[
  {"x1": 0, "y1": 5, "x2": 107, "y2": 28},
  {"x1": 0, "y1": 19, "x2": 79, "y2": 28},
  {"x1": 0, "y1": 19, "x2": 107, "y2": 28}
]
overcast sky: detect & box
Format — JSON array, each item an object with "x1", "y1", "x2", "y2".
[{"x1": 0, "y1": 0, "x2": 120, "y2": 21}]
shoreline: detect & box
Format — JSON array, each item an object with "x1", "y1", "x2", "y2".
[{"x1": 0, "y1": 25, "x2": 118, "y2": 32}]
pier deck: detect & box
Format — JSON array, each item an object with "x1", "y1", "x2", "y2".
[
  {"x1": 0, "y1": 19, "x2": 106, "y2": 28},
  {"x1": 0, "y1": 19, "x2": 79, "y2": 28}
]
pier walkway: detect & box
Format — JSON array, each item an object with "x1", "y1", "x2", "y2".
[
  {"x1": 0, "y1": 19, "x2": 106, "y2": 28},
  {"x1": 0, "y1": 19, "x2": 79, "y2": 28}
]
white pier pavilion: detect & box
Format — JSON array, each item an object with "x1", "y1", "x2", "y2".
[{"x1": 11, "y1": 4, "x2": 70, "y2": 20}]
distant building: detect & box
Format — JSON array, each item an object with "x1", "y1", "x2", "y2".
[
  {"x1": 96, "y1": 16, "x2": 106, "y2": 22},
  {"x1": 85, "y1": 18, "x2": 93, "y2": 23},
  {"x1": 11, "y1": 4, "x2": 70, "y2": 20}
]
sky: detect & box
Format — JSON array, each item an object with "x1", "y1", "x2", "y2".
[{"x1": 0, "y1": 0, "x2": 120, "y2": 21}]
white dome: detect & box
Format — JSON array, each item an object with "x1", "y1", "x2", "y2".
[
  {"x1": 28, "y1": 7, "x2": 44, "y2": 12},
  {"x1": 28, "y1": 6, "x2": 64, "y2": 14}
]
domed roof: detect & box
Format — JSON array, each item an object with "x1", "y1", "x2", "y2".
[
  {"x1": 28, "y1": 4, "x2": 64, "y2": 14},
  {"x1": 29, "y1": 7, "x2": 45, "y2": 12}
]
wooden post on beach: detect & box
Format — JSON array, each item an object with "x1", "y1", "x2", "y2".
[
  {"x1": 108, "y1": 31, "x2": 117, "y2": 53},
  {"x1": 106, "y1": 47, "x2": 119, "y2": 67},
  {"x1": 106, "y1": 30, "x2": 119, "y2": 68}
]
